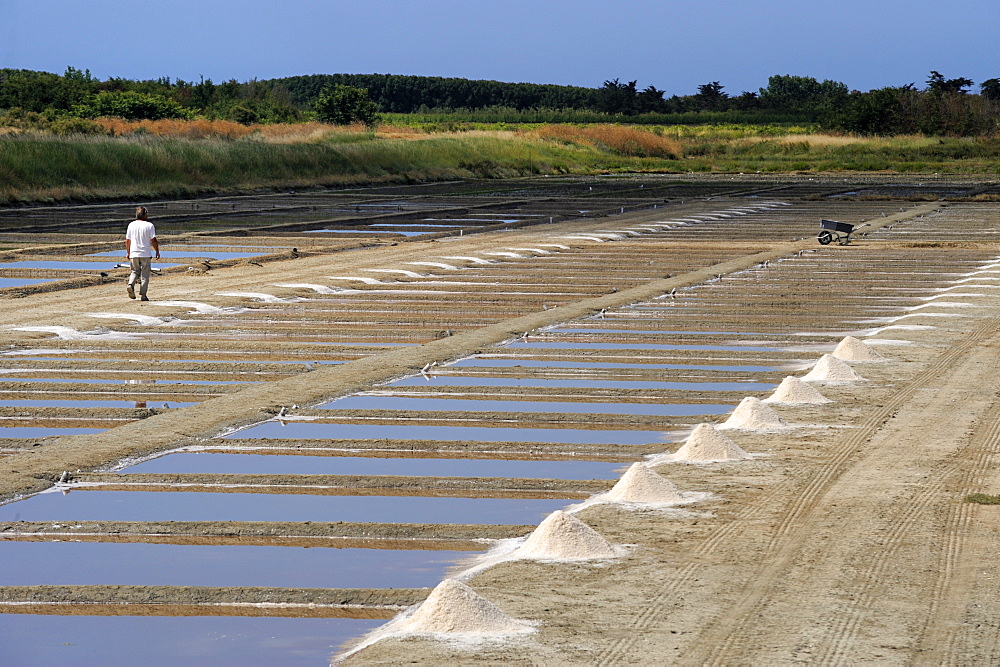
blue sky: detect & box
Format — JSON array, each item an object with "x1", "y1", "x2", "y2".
[{"x1": 2, "y1": 0, "x2": 997, "y2": 96}]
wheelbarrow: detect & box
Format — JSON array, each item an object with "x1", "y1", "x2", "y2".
[{"x1": 817, "y1": 219, "x2": 869, "y2": 245}]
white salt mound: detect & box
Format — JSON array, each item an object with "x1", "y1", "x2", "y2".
[
  {"x1": 720, "y1": 396, "x2": 787, "y2": 430},
  {"x1": 605, "y1": 463, "x2": 685, "y2": 503},
  {"x1": 513, "y1": 510, "x2": 616, "y2": 560},
  {"x1": 832, "y1": 336, "x2": 885, "y2": 362},
  {"x1": 400, "y1": 579, "x2": 534, "y2": 635},
  {"x1": 660, "y1": 423, "x2": 752, "y2": 462},
  {"x1": 801, "y1": 354, "x2": 865, "y2": 384},
  {"x1": 763, "y1": 376, "x2": 831, "y2": 404}
]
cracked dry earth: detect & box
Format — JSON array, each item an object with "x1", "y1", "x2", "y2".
[{"x1": 2, "y1": 176, "x2": 1000, "y2": 664}]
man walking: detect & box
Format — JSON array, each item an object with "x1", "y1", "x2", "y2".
[{"x1": 124, "y1": 206, "x2": 160, "y2": 301}]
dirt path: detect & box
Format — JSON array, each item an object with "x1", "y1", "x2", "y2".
[{"x1": 657, "y1": 317, "x2": 1000, "y2": 665}]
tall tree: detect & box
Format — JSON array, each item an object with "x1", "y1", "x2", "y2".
[
  {"x1": 695, "y1": 81, "x2": 728, "y2": 111},
  {"x1": 597, "y1": 78, "x2": 638, "y2": 115},
  {"x1": 979, "y1": 78, "x2": 1000, "y2": 101},
  {"x1": 636, "y1": 85, "x2": 665, "y2": 113},
  {"x1": 758, "y1": 74, "x2": 848, "y2": 119},
  {"x1": 314, "y1": 84, "x2": 380, "y2": 126},
  {"x1": 926, "y1": 71, "x2": 974, "y2": 94}
]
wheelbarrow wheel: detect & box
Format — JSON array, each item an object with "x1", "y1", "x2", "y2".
[{"x1": 817, "y1": 231, "x2": 833, "y2": 245}]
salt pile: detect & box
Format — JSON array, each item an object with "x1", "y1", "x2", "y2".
[
  {"x1": 652, "y1": 423, "x2": 752, "y2": 463},
  {"x1": 604, "y1": 463, "x2": 685, "y2": 504},
  {"x1": 512, "y1": 510, "x2": 617, "y2": 560},
  {"x1": 719, "y1": 396, "x2": 788, "y2": 430},
  {"x1": 832, "y1": 336, "x2": 885, "y2": 362},
  {"x1": 763, "y1": 376, "x2": 831, "y2": 405},
  {"x1": 394, "y1": 579, "x2": 535, "y2": 636},
  {"x1": 801, "y1": 354, "x2": 865, "y2": 385}
]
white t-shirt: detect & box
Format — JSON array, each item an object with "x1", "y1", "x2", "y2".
[{"x1": 125, "y1": 219, "x2": 157, "y2": 258}]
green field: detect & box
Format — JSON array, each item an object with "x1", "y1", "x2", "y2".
[{"x1": 2, "y1": 122, "x2": 999, "y2": 205}]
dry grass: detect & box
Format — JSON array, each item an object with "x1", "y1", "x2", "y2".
[
  {"x1": 777, "y1": 134, "x2": 865, "y2": 148},
  {"x1": 93, "y1": 119, "x2": 369, "y2": 143},
  {"x1": 255, "y1": 122, "x2": 347, "y2": 143},
  {"x1": 96, "y1": 118, "x2": 256, "y2": 139},
  {"x1": 376, "y1": 124, "x2": 429, "y2": 140},
  {"x1": 532, "y1": 125, "x2": 682, "y2": 158}
]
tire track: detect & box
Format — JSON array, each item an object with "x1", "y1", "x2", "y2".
[
  {"x1": 596, "y1": 316, "x2": 1000, "y2": 665},
  {"x1": 696, "y1": 317, "x2": 1000, "y2": 666},
  {"x1": 914, "y1": 394, "x2": 1000, "y2": 664}
]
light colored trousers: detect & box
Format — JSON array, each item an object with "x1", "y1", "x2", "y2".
[{"x1": 128, "y1": 257, "x2": 152, "y2": 296}]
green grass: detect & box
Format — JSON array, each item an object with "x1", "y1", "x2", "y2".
[
  {"x1": 380, "y1": 109, "x2": 814, "y2": 128},
  {"x1": 3, "y1": 125, "x2": 1000, "y2": 204},
  {"x1": 966, "y1": 493, "x2": 1000, "y2": 505}
]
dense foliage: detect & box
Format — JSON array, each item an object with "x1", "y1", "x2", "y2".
[
  {"x1": 0, "y1": 67, "x2": 997, "y2": 136},
  {"x1": 277, "y1": 73, "x2": 599, "y2": 113},
  {"x1": 314, "y1": 84, "x2": 380, "y2": 127}
]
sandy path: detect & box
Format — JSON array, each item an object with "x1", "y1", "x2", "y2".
[{"x1": 658, "y1": 317, "x2": 1000, "y2": 664}]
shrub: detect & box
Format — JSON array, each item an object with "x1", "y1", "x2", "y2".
[
  {"x1": 73, "y1": 91, "x2": 194, "y2": 121},
  {"x1": 533, "y1": 124, "x2": 682, "y2": 158},
  {"x1": 48, "y1": 117, "x2": 106, "y2": 136},
  {"x1": 315, "y1": 84, "x2": 380, "y2": 127}
]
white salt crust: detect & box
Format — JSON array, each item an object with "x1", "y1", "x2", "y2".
[
  {"x1": 801, "y1": 354, "x2": 865, "y2": 385},
  {"x1": 763, "y1": 376, "x2": 832, "y2": 405},
  {"x1": 719, "y1": 396, "x2": 788, "y2": 430},
  {"x1": 339, "y1": 578, "x2": 537, "y2": 660},
  {"x1": 605, "y1": 463, "x2": 685, "y2": 504},
  {"x1": 512, "y1": 510, "x2": 617, "y2": 560},
  {"x1": 391, "y1": 579, "x2": 535, "y2": 636},
  {"x1": 832, "y1": 336, "x2": 885, "y2": 362},
  {"x1": 651, "y1": 423, "x2": 752, "y2": 463}
]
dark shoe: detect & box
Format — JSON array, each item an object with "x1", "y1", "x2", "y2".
[
  {"x1": 140, "y1": 295, "x2": 149, "y2": 302},
  {"x1": 126, "y1": 284, "x2": 135, "y2": 299}
]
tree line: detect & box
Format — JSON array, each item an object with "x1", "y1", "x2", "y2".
[{"x1": 0, "y1": 67, "x2": 997, "y2": 136}]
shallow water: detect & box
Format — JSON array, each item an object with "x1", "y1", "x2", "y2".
[
  {"x1": 451, "y1": 359, "x2": 782, "y2": 372},
  {"x1": 507, "y1": 341, "x2": 781, "y2": 352},
  {"x1": 0, "y1": 490, "x2": 571, "y2": 525},
  {"x1": 551, "y1": 327, "x2": 784, "y2": 336},
  {"x1": 89, "y1": 250, "x2": 272, "y2": 260},
  {"x1": 0, "y1": 426, "x2": 104, "y2": 438},
  {"x1": 226, "y1": 422, "x2": 667, "y2": 445},
  {"x1": 0, "y1": 399, "x2": 196, "y2": 408},
  {"x1": 304, "y1": 229, "x2": 433, "y2": 237},
  {"x1": 0, "y1": 376, "x2": 123, "y2": 384},
  {"x1": 0, "y1": 614, "x2": 380, "y2": 666},
  {"x1": 320, "y1": 396, "x2": 734, "y2": 417},
  {"x1": 371, "y1": 222, "x2": 467, "y2": 228},
  {"x1": 0, "y1": 260, "x2": 181, "y2": 270},
  {"x1": 0, "y1": 541, "x2": 475, "y2": 589},
  {"x1": 5, "y1": 357, "x2": 343, "y2": 368},
  {"x1": 0, "y1": 278, "x2": 60, "y2": 289},
  {"x1": 123, "y1": 453, "x2": 626, "y2": 479},
  {"x1": 0, "y1": 377, "x2": 255, "y2": 385},
  {"x1": 391, "y1": 376, "x2": 773, "y2": 391}
]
